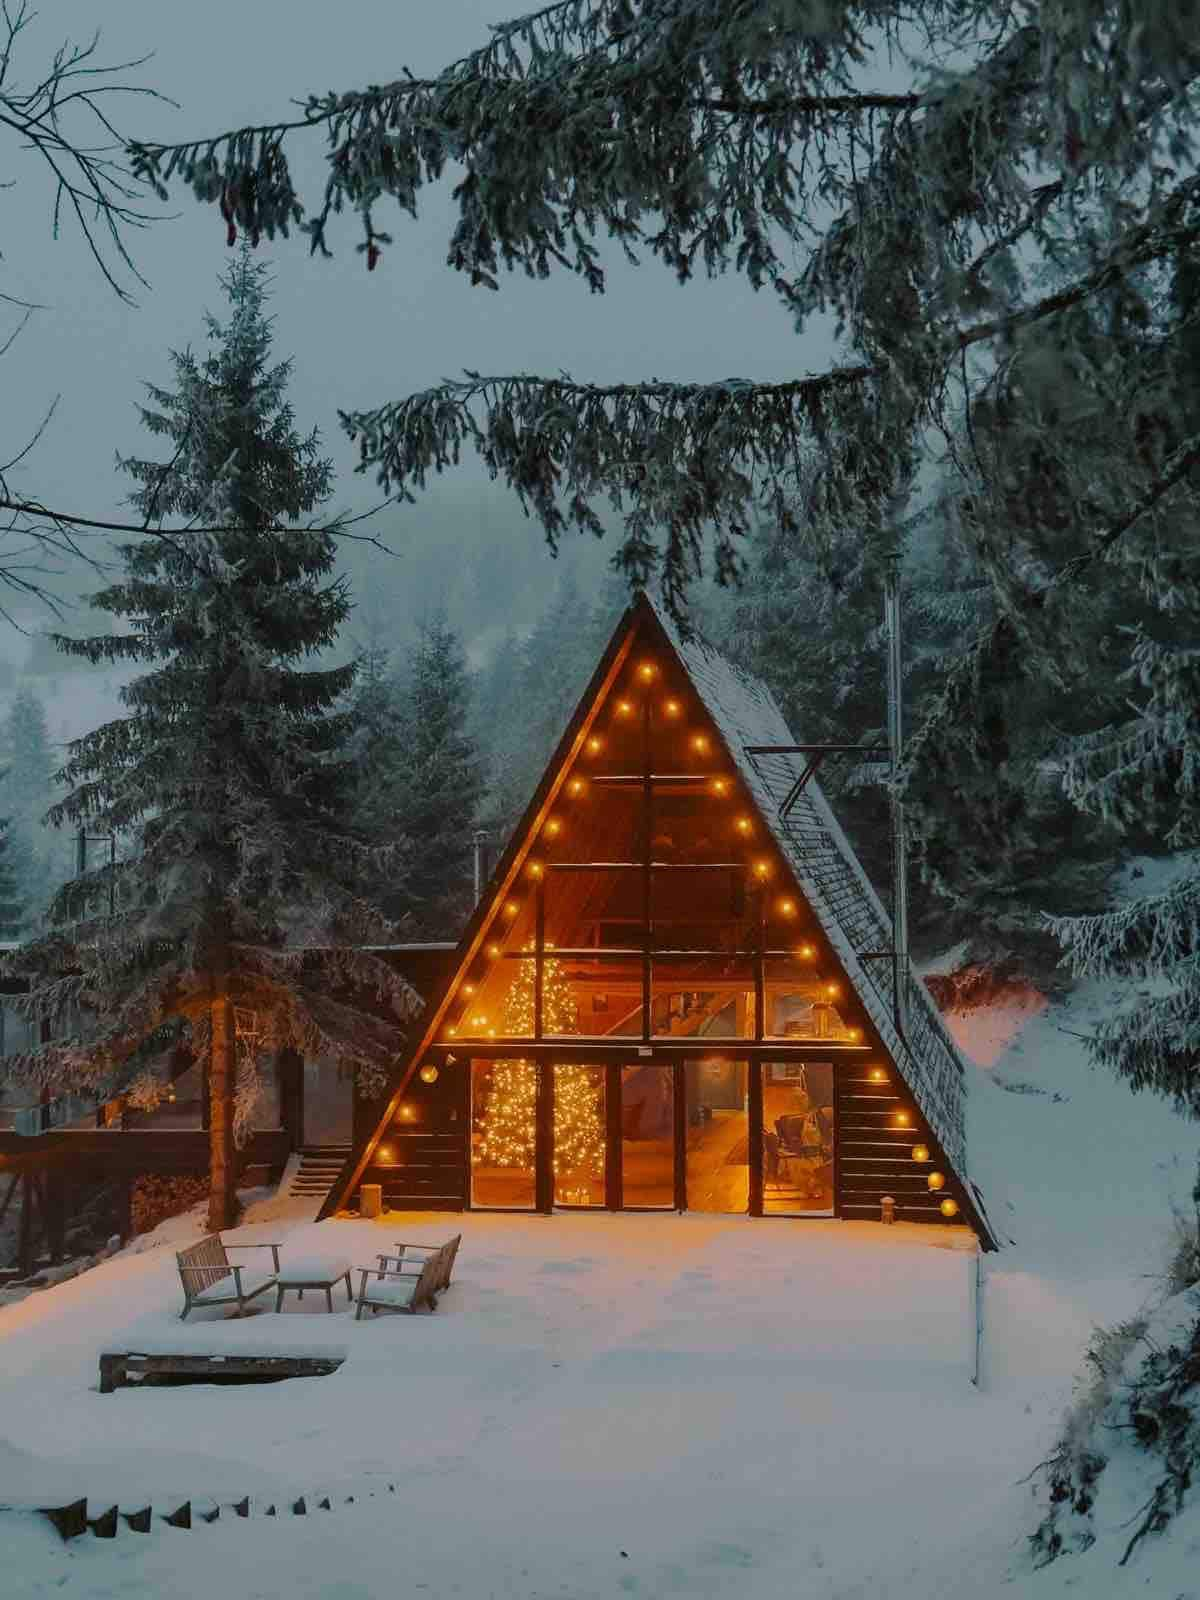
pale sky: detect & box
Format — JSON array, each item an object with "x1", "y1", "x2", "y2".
[{"x1": 0, "y1": 1, "x2": 840, "y2": 688}]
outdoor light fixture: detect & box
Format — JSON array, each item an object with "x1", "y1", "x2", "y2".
[
  {"x1": 378, "y1": 1143, "x2": 395, "y2": 1163},
  {"x1": 778, "y1": 897, "x2": 796, "y2": 917},
  {"x1": 848, "y1": 1027, "x2": 863, "y2": 1041},
  {"x1": 940, "y1": 1198, "x2": 959, "y2": 1218},
  {"x1": 735, "y1": 816, "x2": 753, "y2": 835},
  {"x1": 664, "y1": 698, "x2": 681, "y2": 716},
  {"x1": 528, "y1": 861, "x2": 544, "y2": 879},
  {"x1": 753, "y1": 859, "x2": 771, "y2": 879},
  {"x1": 616, "y1": 699, "x2": 633, "y2": 717},
  {"x1": 568, "y1": 777, "x2": 586, "y2": 796},
  {"x1": 825, "y1": 982, "x2": 840, "y2": 998},
  {"x1": 544, "y1": 817, "x2": 562, "y2": 837},
  {"x1": 503, "y1": 900, "x2": 519, "y2": 916},
  {"x1": 637, "y1": 661, "x2": 657, "y2": 681},
  {"x1": 486, "y1": 942, "x2": 501, "y2": 958},
  {"x1": 894, "y1": 1110, "x2": 911, "y2": 1127},
  {"x1": 711, "y1": 777, "x2": 730, "y2": 796},
  {"x1": 691, "y1": 734, "x2": 710, "y2": 754},
  {"x1": 869, "y1": 1067, "x2": 886, "y2": 1082},
  {"x1": 797, "y1": 943, "x2": 816, "y2": 960},
  {"x1": 462, "y1": 983, "x2": 475, "y2": 996},
  {"x1": 927, "y1": 1171, "x2": 946, "y2": 1192},
  {"x1": 586, "y1": 736, "x2": 603, "y2": 754},
  {"x1": 398, "y1": 1105, "x2": 416, "y2": 1122},
  {"x1": 911, "y1": 1144, "x2": 930, "y2": 1162},
  {"x1": 419, "y1": 1064, "x2": 439, "y2": 1085}
]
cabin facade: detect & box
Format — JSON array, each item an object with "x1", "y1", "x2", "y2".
[{"x1": 325, "y1": 597, "x2": 997, "y2": 1249}]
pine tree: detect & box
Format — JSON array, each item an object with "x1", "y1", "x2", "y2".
[
  {"x1": 0, "y1": 686, "x2": 58, "y2": 927},
  {"x1": 8, "y1": 246, "x2": 419, "y2": 1230},
  {"x1": 0, "y1": 816, "x2": 27, "y2": 941},
  {"x1": 389, "y1": 616, "x2": 484, "y2": 938}
]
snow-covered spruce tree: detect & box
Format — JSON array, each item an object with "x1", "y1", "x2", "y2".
[
  {"x1": 0, "y1": 815, "x2": 27, "y2": 941},
  {"x1": 386, "y1": 617, "x2": 484, "y2": 938},
  {"x1": 0, "y1": 685, "x2": 60, "y2": 927},
  {"x1": 6, "y1": 245, "x2": 419, "y2": 1231}
]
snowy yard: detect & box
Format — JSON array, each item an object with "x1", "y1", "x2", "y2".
[{"x1": 4, "y1": 981, "x2": 1200, "y2": 1598}]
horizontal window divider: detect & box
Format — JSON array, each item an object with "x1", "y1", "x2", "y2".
[
  {"x1": 546, "y1": 860, "x2": 745, "y2": 872},
  {"x1": 431, "y1": 1040, "x2": 870, "y2": 1057},
  {"x1": 650, "y1": 948, "x2": 756, "y2": 959},
  {"x1": 588, "y1": 773, "x2": 715, "y2": 785}
]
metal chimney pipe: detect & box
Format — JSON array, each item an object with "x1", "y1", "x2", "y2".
[
  {"x1": 884, "y1": 556, "x2": 910, "y2": 1039},
  {"x1": 472, "y1": 829, "x2": 490, "y2": 906}
]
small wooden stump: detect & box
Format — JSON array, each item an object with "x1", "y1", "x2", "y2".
[
  {"x1": 164, "y1": 1501, "x2": 191, "y2": 1530},
  {"x1": 89, "y1": 1505, "x2": 118, "y2": 1539},
  {"x1": 124, "y1": 1507, "x2": 152, "y2": 1533},
  {"x1": 41, "y1": 1499, "x2": 88, "y2": 1541}
]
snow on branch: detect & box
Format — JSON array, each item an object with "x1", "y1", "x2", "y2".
[{"x1": 340, "y1": 365, "x2": 888, "y2": 615}]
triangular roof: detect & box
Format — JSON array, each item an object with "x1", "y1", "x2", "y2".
[{"x1": 324, "y1": 594, "x2": 996, "y2": 1247}]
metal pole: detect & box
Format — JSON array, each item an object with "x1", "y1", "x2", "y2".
[
  {"x1": 472, "y1": 830, "x2": 489, "y2": 905},
  {"x1": 884, "y1": 555, "x2": 910, "y2": 1040}
]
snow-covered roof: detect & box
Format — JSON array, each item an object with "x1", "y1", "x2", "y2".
[{"x1": 653, "y1": 601, "x2": 973, "y2": 1181}]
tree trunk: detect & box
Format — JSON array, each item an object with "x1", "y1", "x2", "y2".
[{"x1": 207, "y1": 991, "x2": 238, "y2": 1233}]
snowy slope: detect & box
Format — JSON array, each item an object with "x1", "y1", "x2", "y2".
[{"x1": 1, "y1": 978, "x2": 1197, "y2": 1599}]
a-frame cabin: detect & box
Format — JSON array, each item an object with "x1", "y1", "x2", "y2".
[{"x1": 323, "y1": 596, "x2": 998, "y2": 1248}]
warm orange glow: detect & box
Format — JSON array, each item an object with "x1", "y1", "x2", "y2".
[
  {"x1": 378, "y1": 1143, "x2": 395, "y2": 1162},
  {"x1": 503, "y1": 900, "x2": 519, "y2": 916},
  {"x1": 940, "y1": 1198, "x2": 959, "y2": 1218},
  {"x1": 927, "y1": 1171, "x2": 946, "y2": 1192},
  {"x1": 848, "y1": 1027, "x2": 863, "y2": 1041},
  {"x1": 894, "y1": 1110, "x2": 911, "y2": 1127},
  {"x1": 544, "y1": 817, "x2": 563, "y2": 838},
  {"x1": 462, "y1": 983, "x2": 475, "y2": 996},
  {"x1": 446, "y1": 1027, "x2": 458, "y2": 1037},
  {"x1": 527, "y1": 861, "x2": 544, "y2": 879},
  {"x1": 911, "y1": 1144, "x2": 930, "y2": 1162},
  {"x1": 486, "y1": 1028, "x2": 496, "y2": 1038},
  {"x1": 825, "y1": 982, "x2": 839, "y2": 998},
  {"x1": 616, "y1": 699, "x2": 633, "y2": 717},
  {"x1": 797, "y1": 942, "x2": 816, "y2": 960},
  {"x1": 471, "y1": 1014, "x2": 488, "y2": 1027},
  {"x1": 486, "y1": 942, "x2": 501, "y2": 958},
  {"x1": 637, "y1": 661, "x2": 657, "y2": 682},
  {"x1": 398, "y1": 1105, "x2": 416, "y2": 1122},
  {"x1": 869, "y1": 1067, "x2": 886, "y2": 1082},
  {"x1": 691, "y1": 734, "x2": 711, "y2": 754},
  {"x1": 567, "y1": 777, "x2": 586, "y2": 797},
  {"x1": 664, "y1": 698, "x2": 681, "y2": 716},
  {"x1": 419, "y1": 1064, "x2": 439, "y2": 1084},
  {"x1": 735, "y1": 816, "x2": 754, "y2": 835},
  {"x1": 777, "y1": 897, "x2": 796, "y2": 917},
  {"x1": 753, "y1": 859, "x2": 772, "y2": 879},
  {"x1": 586, "y1": 736, "x2": 603, "y2": 755},
  {"x1": 711, "y1": 776, "x2": 730, "y2": 796}
]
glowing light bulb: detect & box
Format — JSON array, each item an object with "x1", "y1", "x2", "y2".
[
  {"x1": 462, "y1": 983, "x2": 475, "y2": 997},
  {"x1": 825, "y1": 982, "x2": 839, "y2": 998},
  {"x1": 797, "y1": 943, "x2": 816, "y2": 960},
  {"x1": 894, "y1": 1110, "x2": 911, "y2": 1127},
  {"x1": 940, "y1": 1198, "x2": 959, "y2": 1218},
  {"x1": 664, "y1": 698, "x2": 681, "y2": 716},
  {"x1": 869, "y1": 1067, "x2": 886, "y2": 1083},
  {"x1": 503, "y1": 900, "x2": 519, "y2": 916},
  {"x1": 487, "y1": 943, "x2": 501, "y2": 958},
  {"x1": 711, "y1": 777, "x2": 730, "y2": 796},
  {"x1": 778, "y1": 897, "x2": 796, "y2": 917},
  {"x1": 528, "y1": 861, "x2": 544, "y2": 879},
  {"x1": 616, "y1": 699, "x2": 633, "y2": 717},
  {"x1": 472, "y1": 1014, "x2": 488, "y2": 1028},
  {"x1": 753, "y1": 859, "x2": 771, "y2": 879},
  {"x1": 544, "y1": 817, "x2": 562, "y2": 838},
  {"x1": 691, "y1": 734, "x2": 711, "y2": 754},
  {"x1": 419, "y1": 1064, "x2": 439, "y2": 1084},
  {"x1": 735, "y1": 816, "x2": 753, "y2": 836},
  {"x1": 927, "y1": 1171, "x2": 946, "y2": 1192},
  {"x1": 848, "y1": 1027, "x2": 863, "y2": 1041},
  {"x1": 586, "y1": 736, "x2": 602, "y2": 755},
  {"x1": 637, "y1": 661, "x2": 657, "y2": 682},
  {"x1": 568, "y1": 777, "x2": 586, "y2": 797},
  {"x1": 446, "y1": 1027, "x2": 458, "y2": 1037},
  {"x1": 911, "y1": 1144, "x2": 930, "y2": 1162}
]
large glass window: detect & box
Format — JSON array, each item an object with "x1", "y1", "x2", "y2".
[
  {"x1": 761, "y1": 1060, "x2": 835, "y2": 1215},
  {"x1": 685, "y1": 1057, "x2": 748, "y2": 1212},
  {"x1": 765, "y1": 956, "x2": 859, "y2": 1042},
  {"x1": 471, "y1": 1058, "x2": 538, "y2": 1208},
  {"x1": 651, "y1": 956, "x2": 754, "y2": 1039},
  {"x1": 553, "y1": 1063, "x2": 607, "y2": 1206},
  {"x1": 620, "y1": 1064, "x2": 674, "y2": 1208},
  {"x1": 651, "y1": 866, "x2": 755, "y2": 951}
]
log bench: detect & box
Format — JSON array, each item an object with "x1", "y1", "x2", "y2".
[{"x1": 98, "y1": 1350, "x2": 345, "y2": 1393}]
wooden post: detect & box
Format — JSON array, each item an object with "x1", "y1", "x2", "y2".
[
  {"x1": 605, "y1": 1062, "x2": 621, "y2": 1210},
  {"x1": 536, "y1": 1063, "x2": 554, "y2": 1213},
  {"x1": 208, "y1": 990, "x2": 237, "y2": 1232},
  {"x1": 747, "y1": 1062, "x2": 764, "y2": 1217},
  {"x1": 17, "y1": 1171, "x2": 34, "y2": 1276},
  {"x1": 672, "y1": 1061, "x2": 687, "y2": 1212}
]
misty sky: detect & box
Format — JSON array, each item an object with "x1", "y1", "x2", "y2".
[{"x1": 0, "y1": 1, "x2": 840, "y2": 708}]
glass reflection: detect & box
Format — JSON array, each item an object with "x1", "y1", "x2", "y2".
[
  {"x1": 554, "y1": 1063, "x2": 606, "y2": 1206},
  {"x1": 761, "y1": 1060, "x2": 835, "y2": 1214},
  {"x1": 620, "y1": 1064, "x2": 674, "y2": 1208}
]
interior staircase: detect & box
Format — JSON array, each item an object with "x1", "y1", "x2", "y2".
[{"x1": 286, "y1": 1146, "x2": 351, "y2": 1205}]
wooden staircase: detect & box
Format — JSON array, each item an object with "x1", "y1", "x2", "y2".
[{"x1": 287, "y1": 1146, "x2": 351, "y2": 1203}]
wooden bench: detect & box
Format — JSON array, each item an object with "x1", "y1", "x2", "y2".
[
  {"x1": 99, "y1": 1350, "x2": 345, "y2": 1393},
  {"x1": 176, "y1": 1235, "x2": 281, "y2": 1320},
  {"x1": 355, "y1": 1234, "x2": 462, "y2": 1319}
]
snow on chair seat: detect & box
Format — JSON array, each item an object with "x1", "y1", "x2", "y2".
[
  {"x1": 354, "y1": 1234, "x2": 461, "y2": 1319},
  {"x1": 176, "y1": 1235, "x2": 282, "y2": 1320}
]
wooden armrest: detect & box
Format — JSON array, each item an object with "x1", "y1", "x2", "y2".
[
  {"x1": 393, "y1": 1242, "x2": 438, "y2": 1253},
  {"x1": 226, "y1": 1242, "x2": 282, "y2": 1270}
]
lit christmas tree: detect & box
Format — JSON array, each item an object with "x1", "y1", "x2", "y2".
[{"x1": 552, "y1": 1064, "x2": 605, "y2": 1190}]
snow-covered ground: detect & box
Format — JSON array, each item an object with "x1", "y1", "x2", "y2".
[{"x1": 2, "y1": 978, "x2": 1198, "y2": 1598}]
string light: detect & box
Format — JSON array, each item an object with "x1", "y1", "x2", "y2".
[
  {"x1": 419, "y1": 1064, "x2": 439, "y2": 1084},
  {"x1": 825, "y1": 982, "x2": 840, "y2": 998},
  {"x1": 797, "y1": 943, "x2": 816, "y2": 960},
  {"x1": 848, "y1": 1027, "x2": 863, "y2": 1041},
  {"x1": 503, "y1": 900, "x2": 519, "y2": 916},
  {"x1": 711, "y1": 777, "x2": 730, "y2": 796},
  {"x1": 911, "y1": 1144, "x2": 930, "y2": 1162},
  {"x1": 474, "y1": 956, "x2": 581, "y2": 1170},
  {"x1": 777, "y1": 897, "x2": 796, "y2": 917},
  {"x1": 527, "y1": 861, "x2": 544, "y2": 879},
  {"x1": 616, "y1": 699, "x2": 633, "y2": 717},
  {"x1": 637, "y1": 661, "x2": 657, "y2": 682},
  {"x1": 664, "y1": 698, "x2": 681, "y2": 717},
  {"x1": 462, "y1": 983, "x2": 475, "y2": 997},
  {"x1": 544, "y1": 817, "x2": 562, "y2": 838},
  {"x1": 940, "y1": 1198, "x2": 959, "y2": 1218},
  {"x1": 869, "y1": 1067, "x2": 887, "y2": 1083},
  {"x1": 691, "y1": 734, "x2": 710, "y2": 754},
  {"x1": 753, "y1": 859, "x2": 772, "y2": 879},
  {"x1": 586, "y1": 736, "x2": 602, "y2": 755},
  {"x1": 735, "y1": 816, "x2": 753, "y2": 835},
  {"x1": 553, "y1": 1065, "x2": 605, "y2": 1191},
  {"x1": 894, "y1": 1110, "x2": 911, "y2": 1127},
  {"x1": 568, "y1": 777, "x2": 586, "y2": 797},
  {"x1": 486, "y1": 942, "x2": 501, "y2": 958},
  {"x1": 927, "y1": 1171, "x2": 946, "y2": 1192}
]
